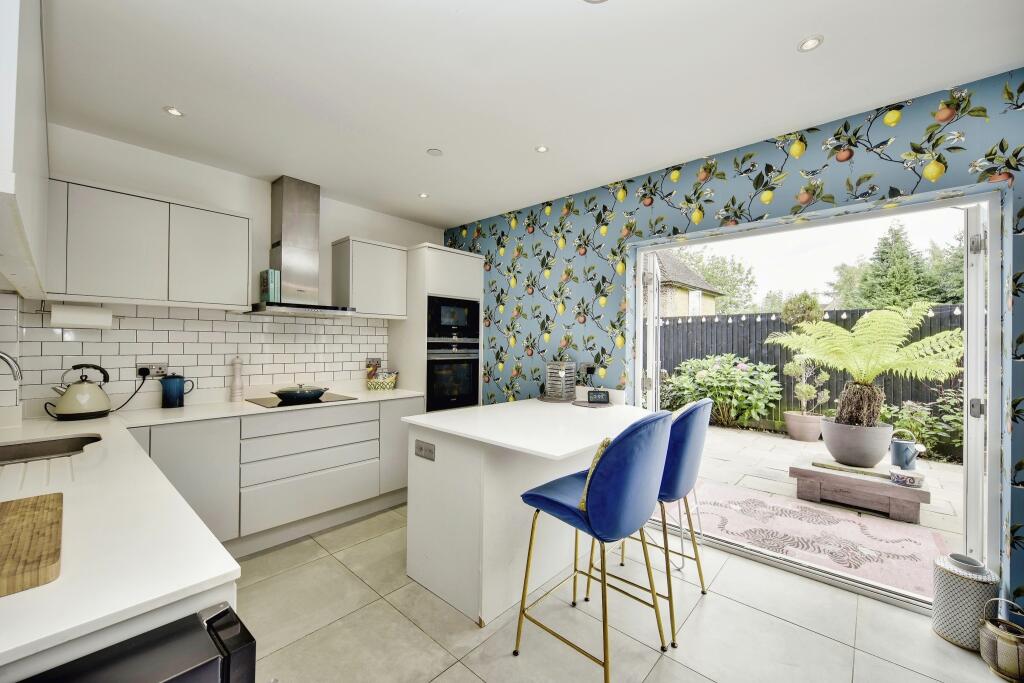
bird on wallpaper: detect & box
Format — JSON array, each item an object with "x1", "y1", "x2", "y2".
[
  {"x1": 866, "y1": 137, "x2": 896, "y2": 154},
  {"x1": 799, "y1": 163, "x2": 830, "y2": 179},
  {"x1": 850, "y1": 184, "x2": 880, "y2": 200},
  {"x1": 734, "y1": 160, "x2": 759, "y2": 178}
]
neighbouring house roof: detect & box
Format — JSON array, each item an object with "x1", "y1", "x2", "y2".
[{"x1": 655, "y1": 252, "x2": 723, "y2": 296}]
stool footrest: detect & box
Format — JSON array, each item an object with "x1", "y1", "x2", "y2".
[{"x1": 521, "y1": 612, "x2": 605, "y2": 667}]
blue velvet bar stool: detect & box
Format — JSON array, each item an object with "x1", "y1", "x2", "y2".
[
  {"x1": 594, "y1": 398, "x2": 713, "y2": 648},
  {"x1": 512, "y1": 411, "x2": 672, "y2": 683}
]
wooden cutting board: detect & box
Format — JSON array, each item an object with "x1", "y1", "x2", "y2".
[{"x1": 0, "y1": 493, "x2": 63, "y2": 597}]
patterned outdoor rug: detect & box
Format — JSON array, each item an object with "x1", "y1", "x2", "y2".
[{"x1": 672, "y1": 480, "x2": 948, "y2": 599}]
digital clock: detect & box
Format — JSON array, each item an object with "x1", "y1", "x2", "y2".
[{"x1": 587, "y1": 390, "x2": 610, "y2": 405}]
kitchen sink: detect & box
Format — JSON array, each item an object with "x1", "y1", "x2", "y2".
[{"x1": 0, "y1": 435, "x2": 102, "y2": 465}]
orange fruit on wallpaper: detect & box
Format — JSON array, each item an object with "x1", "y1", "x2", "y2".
[
  {"x1": 988, "y1": 171, "x2": 1014, "y2": 187},
  {"x1": 835, "y1": 148, "x2": 854, "y2": 162},
  {"x1": 934, "y1": 105, "x2": 956, "y2": 123},
  {"x1": 789, "y1": 140, "x2": 806, "y2": 159},
  {"x1": 641, "y1": 196, "x2": 654, "y2": 207},
  {"x1": 796, "y1": 190, "x2": 813, "y2": 205},
  {"x1": 923, "y1": 160, "x2": 946, "y2": 183},
  {"x1": 883, "y1": 110, "x2": 902, "y2": 127},
  {"x1": 697, "y1": 168, "x2": 710, "y2": 183}
]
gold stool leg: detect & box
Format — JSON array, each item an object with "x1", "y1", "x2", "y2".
[
  {"x1": 659, "y1": 501, "x2": 678, "y2": 647},
  {"x1": 639, "y1": 527, "x2": 669, "y2": 652},
  {"x1": 684, "y1": 497, "x2": 707, "y2": 594},
  {"x1": 619, "y1": 538, "x2": 626, "y2": 566},
  {"x1": 513, "y1": 509, "x2": 541, "y2": 656},
  {"x1": 571, "y1": 529, "x2": 580, "y2": 607},
  {"x1": 599, "y1": 542, "x2": 611, "y2": 683},
  {"x1": 584, "y1": 538, "x2": 595, "y2": 601}
]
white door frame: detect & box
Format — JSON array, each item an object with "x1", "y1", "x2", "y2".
[
  {"x1": 632, "y1": 189, "x2": 1009, "y2": 608},
  {"x1": 633, "y1": 251, "x2": 662, "y2": 410}
]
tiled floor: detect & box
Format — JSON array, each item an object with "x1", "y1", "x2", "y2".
[{"x1": 237, "y1": 507, "x2": 993, "y2": 683}]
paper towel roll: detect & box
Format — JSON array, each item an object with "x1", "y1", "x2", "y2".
[{"x1": 49, "y1": 304, "x2": 113, "y2": 329}]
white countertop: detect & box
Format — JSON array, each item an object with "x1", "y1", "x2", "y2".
[
  {"x1": 0, "y1": 386, "x2": 424, "y2": 669},
  {"x1": 402, "y1": 399, "x2": 651, "y2": 460},
  {"x1": 117, "y1": 388, "x2": 424, "y2": 428},
  {"x1": 0, "y1": 417, "x2": 238, "y2": 669}
]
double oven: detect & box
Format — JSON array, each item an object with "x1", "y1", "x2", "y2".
[{"x1": 426, "y1": 296, "x2": 480, "y2": 412}]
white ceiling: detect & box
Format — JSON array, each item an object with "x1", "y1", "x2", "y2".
[{"x1": 41, "y1": 0, "x2": 1024, "y2": 229}]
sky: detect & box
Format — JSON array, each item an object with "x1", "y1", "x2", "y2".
[{"x1": 677, "y1": 206, "x2": 964, "y2": 304}]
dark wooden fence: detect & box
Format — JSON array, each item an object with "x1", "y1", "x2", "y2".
[{"x1": 658, "y1": 304, "x2": 963, "y2": 426}]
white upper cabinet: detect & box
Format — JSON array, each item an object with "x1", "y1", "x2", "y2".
[
  {"x1": 332, "y1": 237, "x2": 407, "y2": 318},
  {"x1": 49, "y1": 181, "x2": 250, "y2": 310},
  {"x1": 169, "y1": 204, "x2": 249, "y2": 306},
  {"x1": 66, "y1": 184, "x2": 169, "y2": 300},
  {"x1": 426, "y1": 245, "x2": 483, "y2": 300}
]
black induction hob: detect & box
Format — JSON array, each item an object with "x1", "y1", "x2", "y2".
[{"x1": 245, "y1": 393, "x2": 358, "y2": 409}]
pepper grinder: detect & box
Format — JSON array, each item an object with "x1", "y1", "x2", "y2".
[{"x1": 230, "y1": 355, "x2": 243, "y2": 402}]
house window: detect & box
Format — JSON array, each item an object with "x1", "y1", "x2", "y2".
[{"x1": 688, "y1": 289, "x2": 702, "y2": 315}]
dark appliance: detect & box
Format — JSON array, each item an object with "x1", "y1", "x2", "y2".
[
  {"x1": 246, "y1": 392, "x2": 356, "y2": 409},
  {"x1": 27, "y1": 603, "x2": 255, "y2": 682},
  {"x1": 427, "y1": 296, "x2": 479, "y2": 342},
  {"x1": 426, "y1": 343, "x2": 479, "y2": 412}
]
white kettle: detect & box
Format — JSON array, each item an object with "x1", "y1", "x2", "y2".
[{"x1": 45, "y1": 364, "x2": 113, "y2": 420}]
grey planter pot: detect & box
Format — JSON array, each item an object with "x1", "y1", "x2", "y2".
[
  {"x1": 820, "y1": 417, "x2": 893, "y2": 468},
  {"x1": 783, "y1": 411, "x2": 822, "y2": 442}
]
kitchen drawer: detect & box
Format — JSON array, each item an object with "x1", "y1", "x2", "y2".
[
  {"x1": 241, "y1": 402, "x2": 379, "y2": 438},
  {"x1": 241, "y1": 420, "x2": 379, "y2": 463},
  {"x1": 240, "y1": 459, "x2": 379, "y2": 535},
  {"x1": 240, "y1": 440, "x2": 379, "y2": 486}
]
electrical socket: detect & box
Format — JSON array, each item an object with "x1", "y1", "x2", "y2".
[{"x1": 137, "y1": 363, "x2": 167, "y2": 378}]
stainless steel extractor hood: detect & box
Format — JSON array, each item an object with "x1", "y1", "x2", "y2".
[{"x1": 250, "y1": 175, "x2": 356, "y2": 318}]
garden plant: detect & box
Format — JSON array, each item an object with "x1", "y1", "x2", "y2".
[{"x1": 661, "y1": 353, "x2": 782, "y2": 428}]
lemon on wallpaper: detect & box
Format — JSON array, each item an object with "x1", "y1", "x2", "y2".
[
  {"x1": 497, "y1": 361, "x2": 505, "y2": 371},
  {"x1": 543, "y1": 332, "x2": 551, "y2": 342},
  {"x1": 883, "y1": 110, "x2": 902, "y2": 127},
  {"x1": 615, "y1": 187, "x2": 627, "y2": 202},
  {"x1": 788, "y1": 140, "x2": 806, "y2": 159},
  {"x1": 543, "y1": 268, "x2": 551, "y2": 279},
  {"x1": 557, "y1": 236, "x2": 566, "y2": 249},
  {"x1": 498, "y1": 246, "x2": 505, "y2": 256},
  {"x1": 509, "y1": 216, "x2": 518, "y2": 229},
  {"x1": 543, "y1": 204, "x2": 552, "y2": 216},
  {"x1": 598, "y1": 295, "x2": 607, "y2": 308},
  {"x1": 615, "y1": 260, "x2": 626, "y2": 275},
  {"x1": 614, "y1": 333, "x2": 625, "y2": 349},
  {"x1": 669, "y1": 168, "x2": 681, "y2": 183},
  {"x1": 597, "y1": 367, "x2": 607, "y2": 379},
  {"x1": 599, "y1": 224, "x2": 608, "y2": 236},
  {"x1": 509, "y1": 275, "x2": 517, "y2": 288},
  {"x1": 556, "y1": 302, "x2": 566, "y2": 315},
  {"x1": 691, "y1": 208, "x2": 704, "y2": 225},
  {"x1": 759, "y1": 190, "x2": 774, "y2": 205},
  {"x1": 460, "y1": 228, "x2": 467, "y2": 237},
  {"x1": 508, "y1": 335, "x2": 517, "y2": 347},
  {"x1": 923, "y1": 159, "x2": 946, "y2": 182},
  {"x1": 498, "y1": 304, "x2": 505, "y2": 313}
]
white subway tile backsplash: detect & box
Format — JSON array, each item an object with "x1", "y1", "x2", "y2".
[{"x1": 9, "y1": 299, "x2": 389, "y2": 417}]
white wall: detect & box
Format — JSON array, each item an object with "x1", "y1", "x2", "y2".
[{"x1": 48, "y1": 123, "x2": 443, "y2": 304}]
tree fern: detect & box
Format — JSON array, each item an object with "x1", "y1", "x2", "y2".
[{"x1": 765, "y1": 302, "x2": 963, "y2": 386}]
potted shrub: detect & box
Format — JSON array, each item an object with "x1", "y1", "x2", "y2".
[
  {"x1": 660, "y1": 353, "x2": 782, "y2": 428},
  {"x1": 780, "y1": 356, "x2": 829, "y2": 442},
  {"x1": 766, "y1": 302, "x2": 962, "y2": 467}
]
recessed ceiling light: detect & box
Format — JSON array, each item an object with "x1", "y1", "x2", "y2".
[
  {"x1": 534, "y1": 145, "x2": 549, "y2": 153},
  {"x1": 426, "y1": 148, "x2": 443, "y2": 157},
  {"x1": 583, "y1": 0, "x2": 608, "y2": 3},
  {"x1": 797, "y1": 35, "x2": 824, "y2": 52},
  {"x1": 163, "y1": 105, "x2": 185, "y2": 117},
  {"x1": 418, "y1": 192, "x2": 429, "y2": 199}
]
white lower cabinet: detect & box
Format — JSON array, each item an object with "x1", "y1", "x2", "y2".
[
  {"x1": 239, "y1": 459, "x2": 379, "y2": 536},
  {"x1": 379, "y1": 396, "x2": 424, "y2": 493},
  {"x1": 150, "y1": 418, "x2": 240, "y2": 542}
]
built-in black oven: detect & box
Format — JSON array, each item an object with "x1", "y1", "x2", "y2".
[
  {"x1": 427, "y1": 296, "x2": 480, "y2": 341},
  {"x1": 426, "y1": 345, "x2": 479, "y2": 411}
]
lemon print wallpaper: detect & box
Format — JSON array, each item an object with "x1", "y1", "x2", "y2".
[{"x1": 445, "y1": 69, "x2": 1024, "y2": 404}]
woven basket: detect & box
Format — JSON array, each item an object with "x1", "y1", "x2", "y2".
[
  {"x1": 932, "y1": 554, "x2": 999, "y2": 650},
  {"x1": 366, "y1": 372, "x2": 398, "y2": 391},
  {"x1": 980, "y1": 599, "x2": 1024, "y2": 681}
]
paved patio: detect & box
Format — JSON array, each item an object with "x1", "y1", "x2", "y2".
[{"x1": 696, "y1": 426, "x2": 966, "y2": 556}]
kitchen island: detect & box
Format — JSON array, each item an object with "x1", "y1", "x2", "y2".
[{"x1": 403, "y1": 398, "x2": 649, "y2": 625}]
